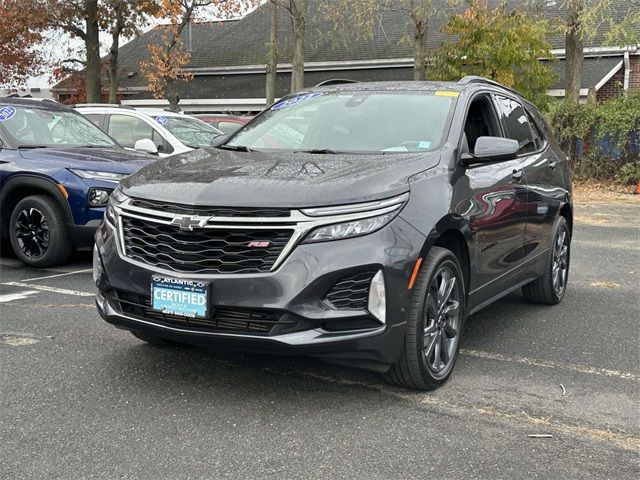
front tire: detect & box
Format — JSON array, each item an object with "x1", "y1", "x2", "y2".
[
  {"x1": 383, "y1": 246, "x2": 466, "y2": 390},
  {"x1": 522, "y1": 216, "x2": 570, "y2": 305},
  {"x1": 9, "y1": 195, "x2": 72, "y2": 268}
]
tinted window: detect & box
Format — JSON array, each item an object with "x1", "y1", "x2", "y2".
[
  {"x1": 228, "y1": 92, "x2": 457, "y2": 153},
  {"x1": 108, "y1": 114, "x2": 154, "y2": 149},
  {"x1": 494, "y1": 95, "x2": 536, "y2": 154}
]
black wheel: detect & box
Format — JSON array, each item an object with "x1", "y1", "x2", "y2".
[
  {"x1": 523, "y1": 216, "x2": 570, "y2": 305},
  {"x1": 383, "y1": 246, "x2": 466, "y2": 390},
  {"x1": 130, "y1": 330, "x2": 183, "y2": 347},
  {"x1": 9, "y1": 195, "x2": 71, "y2": 268}
]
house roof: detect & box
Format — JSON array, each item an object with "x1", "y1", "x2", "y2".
[{"x1": 53, "y1": 0, "x2": 639, "y2": 98}]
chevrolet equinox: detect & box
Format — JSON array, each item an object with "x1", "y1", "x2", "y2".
[{"x1": 94, "y1": 78, "x2": 572, "y2": 390}]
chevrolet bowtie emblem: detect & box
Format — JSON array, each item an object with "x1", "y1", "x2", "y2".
[{"x1": 171, "y1": 215, "x2": 209, "y2": 231}]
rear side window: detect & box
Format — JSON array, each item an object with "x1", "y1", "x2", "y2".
[
  {"x1": 107, "y1": 114, "x2": 154, "y2": 149},
  {"x1": 494, "y1": 95, "x2": 536, "y2": 154},
  {"x1": 84, "y1": 113, "x2": 104, "y2": 128},
  {"x1": 218, "y1": 121, "x2": 243, "y2": 135}
]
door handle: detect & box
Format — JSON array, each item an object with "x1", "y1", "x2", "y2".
[
  {"x1": 548, "y1": 159, "x2": 557, "y2": 170},
  {"x1": 512, "y1": 169, "x2": 524, "y2": 181}
]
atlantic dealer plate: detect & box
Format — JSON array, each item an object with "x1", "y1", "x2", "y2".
[{"x1": 151, "y1": 276, "x2": 209, "y2": 318}]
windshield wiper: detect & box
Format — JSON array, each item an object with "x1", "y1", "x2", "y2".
[
  {"x1": 295, "y1": 149, "x2": 340, "y2": 155},
  {"x1": 17, "y1": 145, "x2": 48, "y2": 149},
  {"x1": 216, "y1": 144, "x2": 253, "y2": 152}
]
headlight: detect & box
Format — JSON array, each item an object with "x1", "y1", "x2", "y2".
[
  {"x1": 69, "y1": 169, "x2": 129, "y2": 182},
  {"x1": 104, "y1": 187, "x2": 128, "y2": 226},
  {"x1": 302, "y1": 212, "x2": 396, "y2": 243},
  {"x1": 88, "y1": 188, "x2": 112, "y2": 207}
]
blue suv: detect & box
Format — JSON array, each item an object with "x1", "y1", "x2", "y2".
[{"x1": 0, "y1": 98, "x2": 153, "y2": 267}]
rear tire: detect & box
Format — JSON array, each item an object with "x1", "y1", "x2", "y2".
[
  {"x1": 130, "y1": 330, "x2": 183, "y2": 347},
  {"x1": 383, "y1": 246, "x2": 466, "y2": 390},
  {"x1": 522, "y1": 216, "x2": 570, "y2": 305},
  {"x1": 9, "y1": 195, "x2": 72, "y2": 268}
]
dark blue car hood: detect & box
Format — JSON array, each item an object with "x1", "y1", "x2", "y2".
[{"x1": 18, "y1": 147, "x2": 153, "y2": 174}]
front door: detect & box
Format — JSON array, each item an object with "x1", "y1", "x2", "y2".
[{"x1": 454, "y1": 94, "x2": 529, "y2": 308}]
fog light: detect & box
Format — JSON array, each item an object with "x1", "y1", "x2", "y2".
[
  {"x1": 93, "y1": 245, "x2": 103, "y2": 285},
  {"x1": 368, "y1": 270, "x2": 386, "y2": 324},
  {"x1": 88, "y1": 188, "x2": 112, "y2": 207}
]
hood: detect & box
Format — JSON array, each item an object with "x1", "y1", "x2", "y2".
[
  {"x1": 120, "y1": 148, "x2": 442, "y2": 208},
  {"x1": 19, "y1": 147, "x2": 153, "y2": 174}
]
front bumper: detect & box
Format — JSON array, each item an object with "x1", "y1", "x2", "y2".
[{"x1": 95, "y1": 216, "x2": 425, "y2": 369}]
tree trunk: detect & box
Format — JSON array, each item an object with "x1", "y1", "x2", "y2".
[
  {"x1": 167, "y1": 79, "x2": 180, "y2": 112},
  {"x1": 108, "y1": 28, "x2": 120, "y2": 104},
  {"x1": 84, "y1": 0, "x2": 101, "y2": 103},
  {"x1": 413, "y1": 21, "x2": 428, "y2": 81},
  {"x1": 290, "y1": 0, "x2": 307, "y2": 93},
  {"x1": 565, "y1": 0, "x2": 584, "y2": 103},
  {"x1": 266, "y1": 0, "x2": 278, "y2": 105}
]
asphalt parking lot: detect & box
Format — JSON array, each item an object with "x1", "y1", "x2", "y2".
[{"x1": 1, "y1": 201, "x2": 638, "y2": 480}]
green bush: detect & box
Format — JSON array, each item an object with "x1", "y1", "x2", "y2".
[{"x1": 545, "y1": 92, "x2": 640, "y2": 182}]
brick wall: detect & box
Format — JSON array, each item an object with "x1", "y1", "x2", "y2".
[
  {"x1": 597, "y1": 54, "x2": 640, "y2": 102},
  {"x1": 629, "y1": 54, "x2": 640, "y2": 92}
]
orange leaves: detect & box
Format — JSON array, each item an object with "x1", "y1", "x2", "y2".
[
  {"x1": 140, "y1": 1, "x2": 258, "y2": 102},
  {"x1": 0, "y1": 0, "x2": 48, "y2": 85}
]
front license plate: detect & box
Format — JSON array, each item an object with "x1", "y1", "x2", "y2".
[{"x1": 151, "y1": 276, "x2": 209, "y2": 318}]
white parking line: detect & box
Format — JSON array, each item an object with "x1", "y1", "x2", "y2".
[
  {"x1": 22, "y1": 269, "x2": 93, "y2": 282},
  {"x1": 0, "y1": 291, "x2": 39, "y2": 303},
  {"x1": 1, "y1": 282, "x2": 94, "y2": 297},
  {"x1": 460, "y1": 348, "x2": 638, "y2": 381}
]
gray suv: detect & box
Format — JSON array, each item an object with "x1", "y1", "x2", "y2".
[{"x1": 94, "y1": 78, "x2": 572, "y2": 390}]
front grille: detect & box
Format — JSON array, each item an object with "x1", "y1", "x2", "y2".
[
  {"x1": 122, "y1": 217, "x2": 293, "y2": 274},
  {"x1": 112, "y1": 290, "x2": 293, "y2": 335},
  {"x1": 325, "y1": 271, "x2": 376, "y2": 310},
  {"x1": 129, "y1": 197, "x2": 291, "y2": 218}
]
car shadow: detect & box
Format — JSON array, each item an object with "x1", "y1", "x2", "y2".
[{"x1": 99, "y1": 291, "x2": 541, "y2": 395}]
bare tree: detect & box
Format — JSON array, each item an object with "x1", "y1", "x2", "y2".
[
  {"x1": 324, "y1": 0, "x2": 456, "y2": 81},
  {"x1": 265, "y1": 0, "x2": 278, "y2": 104}
]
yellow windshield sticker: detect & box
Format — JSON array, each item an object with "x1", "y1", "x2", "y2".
[{"x1": 434, "y1": 91, "x2": 460, "y2": 97}]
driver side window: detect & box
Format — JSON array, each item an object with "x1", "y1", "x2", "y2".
[{"x1": 463, "y1": 95, "x2": 500, "y2": 154}]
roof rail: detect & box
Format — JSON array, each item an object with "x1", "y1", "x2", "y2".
[
  {"x1": 74, "y1": 103, "x2": 135, "y2": 109},
  {"x1": 458, "y1": 76, "x2": 523, "y2": 97},
  {"x1": 315, "y1": 79, "x2": 359, "y2": 87}
]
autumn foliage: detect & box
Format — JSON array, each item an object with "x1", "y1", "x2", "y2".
[
  {"x1": 0, "y1": 0, "x2": 49, "y2": 86},
  {"x1": 432, "y1": 0, "x2": 556, "y2": 105}
]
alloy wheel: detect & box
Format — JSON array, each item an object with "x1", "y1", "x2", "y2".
[
  {"x1": 423, "y1": 265, "x2": 461, "y2": 377},
  {"x1": 14, "y1": 208, "x2": 50, "y2": 259},
  {"x1": 552, "y1": 228, "x2": 569, "y2": 296}
]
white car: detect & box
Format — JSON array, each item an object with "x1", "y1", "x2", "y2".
[{"x1": 75, "y1": 105, "x2": 222, "y2": 157}]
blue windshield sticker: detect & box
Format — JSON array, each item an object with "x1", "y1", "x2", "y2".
[
  {"x1": 418, "y1": 141, "x2": 432, "y2": 149},
  {"x1": 272, "y1": 92, "x2": 322, "y2": 110},
  {"x1": 155, "y1": 115, "x2": 168, "y2": 125},
  {"x1": 0, "y1": 106, "x2": 16, "y2": 122}
]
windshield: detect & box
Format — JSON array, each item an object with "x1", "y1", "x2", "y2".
[
  {"x1": 157, "y1": 115, "x2": 221, "y2": 148},
  {"x1": 0, "y1": 105, "x2": 118, "y2": 149},
  {"x1": 227, "y1": 91, "x2": 457, "y2": 153}
]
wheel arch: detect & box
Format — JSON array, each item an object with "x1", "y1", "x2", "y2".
[
  {"x1": 0, "y1": 175, "x2": 73, "y2": 238},
  {"x1": 419, "y1": 215, "x2": 472, "y2": 295},
  {"x1": 559, "y1": 202, "x2": 573, "y2": 236}
]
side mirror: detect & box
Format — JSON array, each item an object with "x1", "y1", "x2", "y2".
[
  {"x1": 134, "y1": 138, "x2": 159, "y2": 155},
  {"x1": 210, "y1": 134, "x2": 230, "y2": 147},
  {"x1": 462, "y1": 136, "x2": 519, "y2": 165}
]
